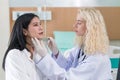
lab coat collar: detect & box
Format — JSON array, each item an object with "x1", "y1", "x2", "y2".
[{"x1": 23, "y1": 49, "x2": 34, "y2": 62}]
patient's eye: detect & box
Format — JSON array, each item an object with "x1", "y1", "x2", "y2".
[{"x1": 33, "y1": 22, "x2": 41, "y2": 27}]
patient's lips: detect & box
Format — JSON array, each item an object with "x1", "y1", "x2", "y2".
[{"x1": 39, "y1": 32, "x2": 43, "y2": 35}]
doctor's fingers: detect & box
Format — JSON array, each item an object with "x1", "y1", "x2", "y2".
[
  {"x1": 31, "y1": 38, "x2": 37, "y2": 46},
  {"x1": 48, "y1": 37, "x2": 53, "y2": 42},
  {"x1": 39, "y1": 40, "x2": 48, "y2": 50},
  {"x1": 48, "y1": 37, "x2": 55, "y2": 46},
  {"x1": 47, "y1": 41, "x2": 53, "y2": 50},
  {"x1": 32, "y1": 38, "x2": 42, "y2": 47}
]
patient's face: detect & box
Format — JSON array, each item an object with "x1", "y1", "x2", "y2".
[
  {"x1": 27, "y1": 17, "x2": 44, "y2": 39},
  {"x1": 73, "y1": 15, "x2": 86, "y2": 36}
]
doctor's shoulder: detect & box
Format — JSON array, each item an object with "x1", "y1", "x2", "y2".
[
  {"x1": 84, "y1": 53, "x2": 113, "y2": 80},
  {"x1": 88, "y1": 53, "x2": 110, "y2": 62},
  {"x1": 87, "y1": 53, "x2": 112, "y2": 70}
]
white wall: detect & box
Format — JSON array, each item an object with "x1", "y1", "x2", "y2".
[
  {"x1": 9, "y1": 0, "x2": 120, "y2": 7},
  {"x1": 0, "y1": 0, "x2": 10, "y2": 80}
]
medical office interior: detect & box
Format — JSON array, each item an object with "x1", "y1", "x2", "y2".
[{"x1": 0, "y1": 0, "x2": 120, "y2": 80}]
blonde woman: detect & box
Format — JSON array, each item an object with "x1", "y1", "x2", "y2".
[{"x1": 32, "y1": 8, "x2": 113, "y2": 80}]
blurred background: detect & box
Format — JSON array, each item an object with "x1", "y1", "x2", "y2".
[{"x1": 0, "y1": 0, "x2": 120, "y2": 80}]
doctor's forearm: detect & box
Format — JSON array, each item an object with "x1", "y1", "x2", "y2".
[
  {"x1": 36, "y1": 54, "x2": 67, "y2": 80},
  {"x1": 52, "y1": 53, "x2": 68, "y2": 70}
]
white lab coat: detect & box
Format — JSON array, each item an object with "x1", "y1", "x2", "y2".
[
  {"x1": 35, "y1": 47, "x2": 113, "y2": 80},
  {"x1": 5, "y1": 49, "x2": 48, "y2": 80}
]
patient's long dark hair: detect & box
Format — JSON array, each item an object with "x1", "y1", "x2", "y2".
[{"x1": 2, "y1": 13, "x2": 39, "y2": 70}]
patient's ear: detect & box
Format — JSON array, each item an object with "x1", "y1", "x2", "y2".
[{"x1": 23, "y1": 29, "x2": 28, "y2": 36}]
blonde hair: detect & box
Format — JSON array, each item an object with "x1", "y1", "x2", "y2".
[{"x1": 75, "y1": 8, "x2": 109, "y2": 54}]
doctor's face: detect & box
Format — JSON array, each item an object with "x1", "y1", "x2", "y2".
[
  {"x1": 24, "y1": 17, "x2": 44, "y2": 39},
  {"x1": 73, "y1": 14, "x2": 86, "y2": 36}
]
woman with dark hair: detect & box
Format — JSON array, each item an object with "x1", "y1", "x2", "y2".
[{"x1": 2, "y1": 13, "x2": 47, "y2": 80}]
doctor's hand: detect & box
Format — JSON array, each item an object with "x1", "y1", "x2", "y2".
[
  {"x1": 48, "y1": 37, "x2": 59, "y2": 55},
  {"x1": 32, "y1": 38, "x2": 48, "y2": 57}
]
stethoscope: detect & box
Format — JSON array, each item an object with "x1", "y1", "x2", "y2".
[{"x1": 77, "y1": 49, "x2": 86, "y2": 61}]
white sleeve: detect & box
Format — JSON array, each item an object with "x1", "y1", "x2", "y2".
[
  {"x1": 35, "y1": 54, "x2": 96, "y2": 80},
  {"x1": 5, "y1": 50, "x2": 30, "y2": 80},
  {"x1": 36, "y1": 54, "x2": 66, "y2": 80},
  {"x1": 36, "y1": 53, "x2": 112, "y2": 80}
]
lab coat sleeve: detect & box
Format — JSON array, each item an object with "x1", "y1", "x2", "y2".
[
  {"x1": 52, "y1": 53, "x2": 68, "y2": 69},
  {"x1": 53, "y1": 52, "x2": 74, "y2": 71},
  {"x1": 36, "y1": 54, "x2": 96, "y2": 80},
  {"x1": 35, "y1": 54, "x2": 66, "y2": 80},
  {"x1": 5, "y1": 50, "x2": 30, "y2": 80}
]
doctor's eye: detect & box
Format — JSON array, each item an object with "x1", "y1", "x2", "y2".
[{"x1": 76, "y1": 22, "x2": 82, "y2": 26}]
